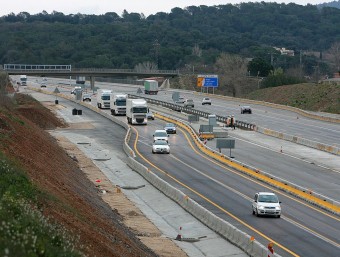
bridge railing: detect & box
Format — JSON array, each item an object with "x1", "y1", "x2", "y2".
[
  {"x1": 3, "y1": 64, "x2": 179, "y2": 75},
  {"x1": 4, "y1": 64, "x2": 71, "y2": 71},
  {"x1": 71, "y1": 68, "x2": 179, "y2": 74}
]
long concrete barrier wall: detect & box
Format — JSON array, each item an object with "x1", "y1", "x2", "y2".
[{"x1": 126, "y1": 156, "x2": 279, "y2": 257}]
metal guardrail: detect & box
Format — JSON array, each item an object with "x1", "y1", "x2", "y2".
[{"x1": 128, "y1": 94, "x2": 257, "y2": 130}]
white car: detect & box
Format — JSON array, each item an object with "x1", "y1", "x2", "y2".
[
  {"x1": 252, "y1": 192, "x2": 281, "y2": 218},
  {"x1": 152, "y1": 140, "x2": 170, "y2": 154},
  {"x1": 71, "y1": 86, "x2": 82, "y2": 95},
  {"x1": 202, "y1": 97, "x2": 212, "y2": 105},
  {"x1": 153, "y1": 129, "x2": 169, "y2": 142},
  {"x1": 241, "y1": 106, "x2": 252, "y2": 114},
  {"x1": 82, "y1": 93, "x2": 92, "y2": 102},
  {"x1": 184, "y1": 99, "x2": 194, "y2": 108}
]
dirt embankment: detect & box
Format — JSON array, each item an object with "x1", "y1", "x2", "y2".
[{"x1": 0, "y1": 93, "x2": 160, "y2": 257}]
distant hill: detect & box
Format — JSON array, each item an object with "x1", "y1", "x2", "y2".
[{"x1": 317, "y1": 0, "x2": 340, "y2": 9}]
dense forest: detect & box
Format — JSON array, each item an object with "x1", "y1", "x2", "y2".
[{"x1": 0, "y1": 2, "x2": 340, "y2": 76}]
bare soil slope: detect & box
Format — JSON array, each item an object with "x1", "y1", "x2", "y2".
[{"x1": 0, "y1": 93, "x2": 158, "y2": 257}]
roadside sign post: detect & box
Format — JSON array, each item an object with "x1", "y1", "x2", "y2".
[
  {"x1": 216, "y1": 138, "x2": 235, "y2": 158},
  {"x1": 197, "y1": 75, "x2": 218, "y2": 94},
  {"x1": 53, "y1": 87, "x2": 60, "y2": 104}
]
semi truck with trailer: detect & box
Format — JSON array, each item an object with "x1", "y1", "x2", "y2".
[
  {"x1": 110, "y1": 93, "x2": 127, "y2": 115},
  {"x1": 126, "y1": 99, "x2": 148, "y2": 125},
  {"x1": 96, "y1": 89, "x2": 112, "y2": 109},
  {"x1": 144, "y1": 80, "x2": 158, "y2": 95}
]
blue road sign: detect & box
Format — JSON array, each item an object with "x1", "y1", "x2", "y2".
[{"x1": 197, "y1": 75, "x2": 218, "y2": 87}]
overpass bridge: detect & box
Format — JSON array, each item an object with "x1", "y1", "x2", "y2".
[{"x1": 3, "y1": 64, "x2": 180, "y2": 88}]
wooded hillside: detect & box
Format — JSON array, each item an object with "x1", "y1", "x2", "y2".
[{"x1": 1, "y1": 2, "x2": 339, "y2": 71}]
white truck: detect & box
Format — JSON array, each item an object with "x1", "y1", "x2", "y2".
[
  {"x1": 20, "y1": 75, "x2": 27, "y2": 86},
  {"x1": 110, "y1": 93, "x2": 127, "y2": 116},
  {"x1": 126, "y1": 98, "x2": 148, "y2": 125},
  {"x1": 96, "y1": 89, "x2": 112, "y2": 109}
]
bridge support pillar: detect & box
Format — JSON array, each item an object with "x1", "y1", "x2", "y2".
[{"x1": 90, "y1": 76, "x2": 95, "y2": 91}]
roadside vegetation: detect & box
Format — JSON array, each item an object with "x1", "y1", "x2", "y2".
[
  {"x1": 246, "y1": 82, "x2": 340, "y2": 114},
  {"x1": 0, "y1": 154, "x2": 83, "y2": 257}
]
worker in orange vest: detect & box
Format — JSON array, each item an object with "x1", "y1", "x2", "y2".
[
  {"x1": 267, "y1": 242, "x2": 274, "y2": 257},
  {"x1": 230, "y1": 115, "x2": 235, "y2": 129}
]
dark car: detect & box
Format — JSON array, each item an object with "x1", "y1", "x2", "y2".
[{"x1": 164, "y1": 123, "x2": 176, "y2": 134}]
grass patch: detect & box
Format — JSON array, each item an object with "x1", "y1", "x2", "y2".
[{"x1": 0, "y1": 153, "x2": 84, "y2": 257}]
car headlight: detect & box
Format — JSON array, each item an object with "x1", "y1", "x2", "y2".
[
  {"x1": 275, "y1": 206, "x2": 281, "y2": 210},
  {"x1": 258, "y1": 206, "x2": 265, "y2": 210}
]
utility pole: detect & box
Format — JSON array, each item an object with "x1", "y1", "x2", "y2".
[
  {"x1": 300, "y1": 50, "x2": 303, "y2": 79},
  {"x1": 153, "y1": 39, "x2": 160, "y2": 69}
]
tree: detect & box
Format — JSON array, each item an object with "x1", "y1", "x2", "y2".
[
  {"x1": 247, "y1": 57, "x2": 273, "y2": 77},
  {"x1": 214, "y1": 53, "x2": 248, "y2": 96},
  {"x1": 328, "y1": 41, "x2": 340, "y2": 73}
]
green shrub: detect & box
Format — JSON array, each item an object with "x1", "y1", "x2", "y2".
[{"x1": 0, "y1": 154, "x2": 84, "y2": 257}]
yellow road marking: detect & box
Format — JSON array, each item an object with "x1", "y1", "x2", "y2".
[
  {"x1": 131, "y1": 126, "x2": 299, "y2": 256},
  {"x1": 155, "y1": 113, "x2": 340, "y2": 215}
]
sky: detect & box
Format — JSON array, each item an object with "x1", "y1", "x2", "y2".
[{"x1": 0, "y1": 0, "x2": 327, "y2": 17}]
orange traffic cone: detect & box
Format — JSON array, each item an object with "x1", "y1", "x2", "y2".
[{"x1": 176, "y1": 226, "x2": 182, "y2": 241}]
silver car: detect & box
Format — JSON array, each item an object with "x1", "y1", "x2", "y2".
[
  {"x1": 152, "y1": 140, "x2": 170, "y2": 154},
  {"x1": 146, "y1": 110, "x2": 155, "y2": 120},
  {"x1": 184, "y1": 99, "x2": 194, "y2": 108},
  {"x1": 252, "y1": 192, "x2": 281, "y2": 218},
  {"x1": 176, "y1": 97, "x2": 185, "y2": 104},
  {"x1": 202, "y1": 97, "x2": 212, "y2": 105}
]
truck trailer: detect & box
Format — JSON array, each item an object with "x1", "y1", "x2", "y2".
[
  {"x1": 126, "y1": 99, "x2": 148, "y2": 125},
  {"x1": 97, "y1": 89, "x2": 112, "y2": 109},
  {"x1": 76, "y1": 76, "x2": 86, "y2": 84},
  {"x1": 110, "y1": 93, "x2": 127, "y2": 116},
  {"x1": 144, "y1": 80, "x2": 158, "y2": 95}
]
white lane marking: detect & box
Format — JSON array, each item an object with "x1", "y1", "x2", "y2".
[
  {"x1": 229, "y1": 134, "x2": 340, "y2": 174},
  {"x1": 169, "y1": 155, "x2": 340, "y2": 249}
]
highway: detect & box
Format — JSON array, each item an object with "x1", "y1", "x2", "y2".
[
  {"x1": 131, "y1": 117, "x2": 340, "y2": 257},
  {"x1": 17, "y1": 76, "x2": 340, "y2": 256},
  {"x1": 97, "y1": 82, "x2": 340, "y2": 148}
]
